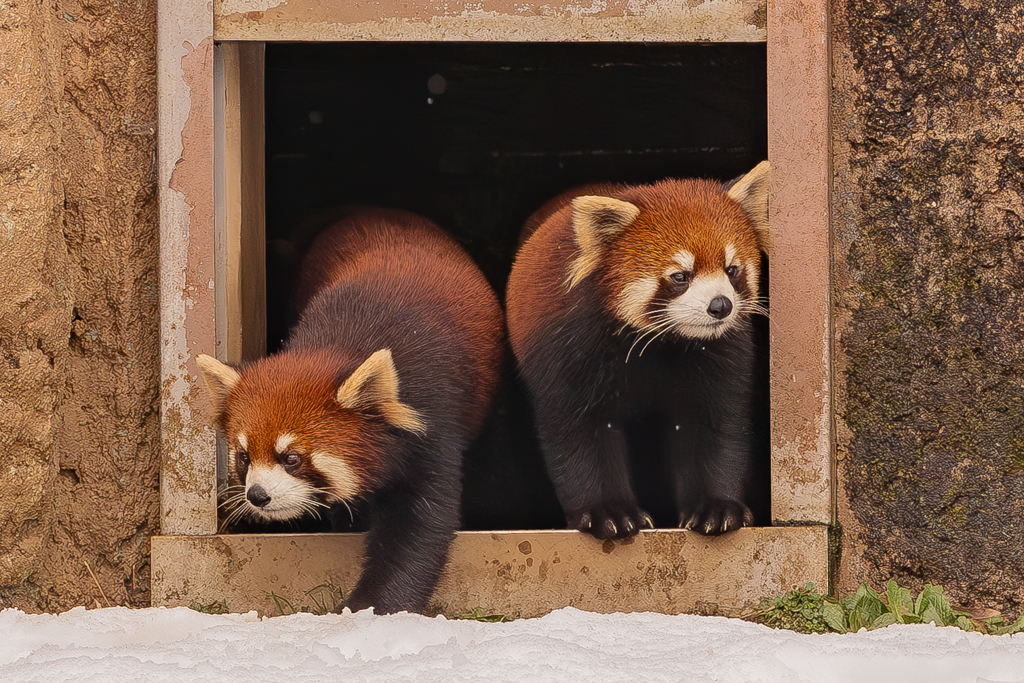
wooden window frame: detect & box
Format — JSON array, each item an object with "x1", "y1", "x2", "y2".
[{"x1": 154, "y1": 0, "x2": 831, "y2": 617}]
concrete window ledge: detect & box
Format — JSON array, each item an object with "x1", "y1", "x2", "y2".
[{"x1": 152, "y1": 526, "x2": 828, "y2": 618}]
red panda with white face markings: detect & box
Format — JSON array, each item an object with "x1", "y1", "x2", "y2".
[
  {"x1": 506, "y1": 161, "x2": 771, "y2": 539},
  {"x1": 196, "y1": 208, "x2": 504, "y2": 615}
]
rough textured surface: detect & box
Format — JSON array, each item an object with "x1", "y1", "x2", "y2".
[
  {"x1": 0, "y1": 0, "x2": 160, "y2": 611},
  {"x1": 833, "y1": 0, "x2": 1024, "y2": 611},
  {"x1": 151, "y1": 528, "x2": 829, "y2": 618},
  {"x1": 0, "y1": 0, "x2": 68, "y2": 607},
  {"x1": 213, "y1": 0, "x2": 766, "y2": 42},
  {"x1": 766, "y1": 0, "x2": 831, "y2": 525}
]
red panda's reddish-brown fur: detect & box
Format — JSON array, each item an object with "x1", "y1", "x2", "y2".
[
  {"x1": 511, "y1": 178, "x2": 767, "y2": 351},
  {"x1": 197, "y1": 208, "x2": 504, "y2": 615},
  {"x1": 506, "y1": 162, "x2": 771, "y2": 539},
  {"x1": 288, "y1": 207, "x2": 503, "y2": 445}
]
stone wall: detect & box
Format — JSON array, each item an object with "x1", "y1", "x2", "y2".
[
  {"x1": 833, "y1": 0, "x2": 1024, "y2": 612},
  {"x1": 0, "y1": 0, "x2": 159, "y2": 611}
]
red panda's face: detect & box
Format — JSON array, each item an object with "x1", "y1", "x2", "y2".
[
  {"x1": 196, "y1": 349, "x2": 424, "y2": 525},
  {"x1": 607, "y1": 203, "x2": 764, "y2": 341},
  {"x1": 568, "y1": 168, "x2": 770, "y2": 344},
  {"x1": 222, "y1": 359, "x2": 384, "y2": 524},
  {"x1": 223, "y1": 403, "x2": 375, "y2": 524}
]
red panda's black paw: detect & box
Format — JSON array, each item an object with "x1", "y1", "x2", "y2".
[
  {"x1": 568, "y1": 504, "x2": 654, "y2": 540},
  {"x1": 679, "y1": 500, "x2": 754, "y2": 536}
]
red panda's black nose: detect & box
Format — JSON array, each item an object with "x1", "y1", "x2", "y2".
[
  {"x1": 707, "y1": 296, "x2": 733, "y2": 320},
  {"x1": 247, "y1": 485, "x2": 272, "y2": 508}
]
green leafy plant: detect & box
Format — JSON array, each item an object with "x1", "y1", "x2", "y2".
[
  {"x1": 840, "y1": 581, "x2": 973, "y2": 632},
  {"x1": 752, "y1": 580, "x2": 1024, "y2": 635},
  {"x1": 189, "y1": 599, "x2": 230, "y2": 615},
  {"x1": 985, "y1": 611, "x2": 1024, "y2": 636},
  {"x1": 458, "y1": 606, "x2": 512, "y2": 623},
  {"x1": 755, "y1": 583, "x2": 840, "y2": 634}
]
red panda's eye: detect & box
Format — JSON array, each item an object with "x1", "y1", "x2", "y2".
[
  {"x1": 237, "y1": 450, "x2": 250, "y2": 467},
  {"x1": 283, "y1": 452, "x2": 302, "y2": 470},
  {"x1": 726, "y1": 265, "x2": 740, "y2": 280},
  {"x1": 669, "y1": 272, "x2": 691, "y2": 286}
]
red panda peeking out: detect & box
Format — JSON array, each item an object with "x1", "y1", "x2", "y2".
[
  {"x1": 196, "y1": 208, "x2": 505, "y2": 615},
  {"x1": 506, "y1": 161, "x2": 772, "y2": 540}
]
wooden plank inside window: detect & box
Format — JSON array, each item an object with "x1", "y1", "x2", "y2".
[{"x1": 218, "y1": 42, "x2": 267, "y2": 364}]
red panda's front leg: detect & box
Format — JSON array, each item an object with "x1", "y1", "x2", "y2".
[
  {"x1": 345, "y1": 467, "x2": 461, "y2": 615},
  {"x1": 533, "y1": 394, "x2": 653, "y2": 540},
  {"x1": 669, "y1": 342, "x2": 758, "y2": 536}
]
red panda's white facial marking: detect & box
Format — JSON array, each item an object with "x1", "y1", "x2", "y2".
[
  {"x1": 239, "y1": 454, "x2": 323, "y2": 522},
  {"x1": 724, "y1": 244, "x2": 737, "y2": 269},
  {"x1": 230, "y1": 429, "x2": 360, "y2": 522},
  {"x1": 662, "y1": 269, "x2": 739, "y2": 339},
  {"x1": 672, "y1": 250, "x2": 696, "y2": 272},
  {"x1": 275, "y1": 433, "x2": 296, "y2": 454},
  {"x1": 616, "y1": 276, "x2": 659, "y2": 328},
  {"x1": 309, "y1": 450, "x2": 360, "y2": 501}
]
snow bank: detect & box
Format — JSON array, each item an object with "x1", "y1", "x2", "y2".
[{"x1": 2, "y1": 605, "x2": 1023, "y2": 682}]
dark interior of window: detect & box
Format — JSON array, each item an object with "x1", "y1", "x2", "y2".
[{"x1": 260, "y1": 41, "x2": 768, "y2": 532}]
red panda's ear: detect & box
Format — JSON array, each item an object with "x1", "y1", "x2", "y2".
[
  {"x1": 726, "y1": 160, "x2": 772, "y2": 253},
  {"x1": 567, "y1": 195, "x2": 640, "y2": 288},
  {"x1": 336, "y1": 349, "x2": 427, "y2": 435},
  {"x1": 195, "y1": 354, "x2": 241, "y2": 412}
]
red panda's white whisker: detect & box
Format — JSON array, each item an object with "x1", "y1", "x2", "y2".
[
  {"x1": 636, "y1": 319, "x2": 677, "y2": 358},
  {"x1": 338, "y1": 499, "x2": 355, "y2": 526},
  {"x1": 625, "y1": 316, "x2": 676, "y2": 362},
  {"x1": 737, "y1": 298, "x2": 770, "y2": 318},
  {"x1": 218, "y1": 492, "x2": 253, "y2": 531}
]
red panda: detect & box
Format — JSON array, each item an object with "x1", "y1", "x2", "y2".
[
  {"x1": 505, "y1": 161, "x2": 771, "y2": 539},
  {"x1": 196, "y1": 207, "x2": 504, "y2": 614}
]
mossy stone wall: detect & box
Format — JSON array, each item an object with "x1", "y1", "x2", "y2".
[{"x1": 833, "y1": 0, "x2": 1024, "y2": 611}]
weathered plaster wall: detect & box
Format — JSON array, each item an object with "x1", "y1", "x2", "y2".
[
  {"x1": 0, "y1": 0, "x2": 159, "y2": 610},
  {"x1": 833, "y1": 0, "x2": 1024, "y2": 611},
  {"x1": 0, "y1": 0, "x2": 68, "y2": 607},
  {"x1": 214, "y1": 0, "x2": 766, "y2": 42}
]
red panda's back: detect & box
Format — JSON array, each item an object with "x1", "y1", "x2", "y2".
[{"x1": 291, "y1": 208, "x2": 504, "y2": 438}]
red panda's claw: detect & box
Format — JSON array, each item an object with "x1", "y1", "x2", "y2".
[
  {"x1": 679, "y1": 499, "x2": 754, "y2": 536},
  {"x1": 602, "y1": 518, "x2": 620, "y2": 538},
  {"x1": 576, "y1": 511, "x2": 593, "y2": 532},
  {"x1": 568, "y1": 503, "x2": 649, "y2": 540}
]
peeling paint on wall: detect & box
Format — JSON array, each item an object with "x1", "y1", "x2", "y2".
[
  {"x1": 766, "y1": 0, "x2": 831, "y2": 524},
  {"x1": 213, "y1": 0, "x2": 766, "y2": 42},
  {"x1": 219, "y1": 0, "x2": 286, "y2": 16},
  {"x1": 158, "y1": 1, "x2": 218, "y2": 535}
]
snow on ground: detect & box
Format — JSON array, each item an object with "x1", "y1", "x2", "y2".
[{"x1": 2, "y1": 606, "x2": 1024, "y2": 683}]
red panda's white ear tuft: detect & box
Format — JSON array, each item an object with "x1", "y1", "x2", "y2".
[
  {"x1": 195, "y1": 354, "x2": 241, "y2": 412},
  {"x1": 567, "y1": 195, "x2": 640, "y2": 289},
  {"x1": 726, "y1": 160, "x2": 773, "y2": 254},
  {"x1": 336, "y1": 349, "x2": 427, "y2": 435}
]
